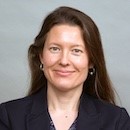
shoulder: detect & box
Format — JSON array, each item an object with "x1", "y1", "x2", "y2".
[
  {"x1": 0, "y1": 88, "x2": 44, "y2": 114},
  {"x1": 86, "y1": 94, "x2": 129, "y2": 116},
  {"x1": 0, "y1": 95, "x2": 32, "y2": 114},
  {"x1": 83, "y1": 94, "x2": 130, "y2": 129},
  {"x1": 0, "y1": 88, "x2": 46, "y2": 129},
  {"x1": 93, "y1": 96, "x2": 128, "y2": 115},
  {"x1": 0, "y1": 95, "x2": 33, "y2": 128}
]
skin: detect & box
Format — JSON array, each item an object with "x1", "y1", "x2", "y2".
[{"x1": 40, "y1": 24, "x2": 91, "y2": 130}]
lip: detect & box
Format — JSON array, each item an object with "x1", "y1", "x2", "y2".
[{"x1": 54, "y1": 70, "x2": 75, "y2": 77}]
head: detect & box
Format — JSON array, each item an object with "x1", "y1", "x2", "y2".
[{"x1": 28, "y1": 6, "x2": 115, "y2": 104}]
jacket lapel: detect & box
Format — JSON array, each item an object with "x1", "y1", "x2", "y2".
[
  {"x1": 26, "y1": 111, "x2": 50, "y2": 130},
  {"x1": 26, "y1": 88, "x2": 50, "y2": 130},
  {"x1": 77, "y1": 94, "x2": 101, "y2": 130}
]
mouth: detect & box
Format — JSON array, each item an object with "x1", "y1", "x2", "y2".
[{"x1": 54, "y1": 70, "x2": 75, "y2": 77}]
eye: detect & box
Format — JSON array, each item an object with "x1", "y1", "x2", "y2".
[
  {"x1": 72, "y1": 49, "x2": 83, "y2": 55},
  {"x1": 49, "y1": 46, "x2": 60, "y2": 53}
]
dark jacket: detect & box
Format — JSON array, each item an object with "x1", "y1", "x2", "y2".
[{"x1": 0, "y1": 88, "x2": 130, "y2": 130}]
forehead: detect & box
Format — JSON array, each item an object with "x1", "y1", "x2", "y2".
[{"x1": 45, "y1": 24, "x2": 85, "y2": 46}]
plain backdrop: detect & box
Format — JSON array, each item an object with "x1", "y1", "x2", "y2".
[{"x1": 0, "y1": 0, "x2": 130, "y2": 114}]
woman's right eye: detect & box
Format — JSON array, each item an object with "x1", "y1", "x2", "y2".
[{"x1": 49, "y1": 47, "x2": 60, "y2": 53}]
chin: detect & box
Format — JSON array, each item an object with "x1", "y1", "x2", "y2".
[{"x1": 54, "y1": 83, "x2": 80, "y2": 93}]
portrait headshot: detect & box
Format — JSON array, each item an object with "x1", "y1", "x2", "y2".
[{"x1": 0, "y1": 1, "x2": 130, "y2": 130}]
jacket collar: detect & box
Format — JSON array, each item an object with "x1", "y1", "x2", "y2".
[
  {"x1": 77, "y1": 93, "x2": 101, "y2": 129},
  {"x1": 26, "y1": 88, "x2": 50, "y2": 130},
  {"x1": 26, "y1": 88, "x2": 101, "y2": 130}
]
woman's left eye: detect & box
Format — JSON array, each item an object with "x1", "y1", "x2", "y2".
[{"x1": 72, "y1": 49, "x2": 83, "y2": 55}]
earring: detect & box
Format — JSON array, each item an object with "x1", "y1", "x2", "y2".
[
  {"x1": 40, "y1": 63, "x2": 44, "y2": 70},
  {"x1": 89, "y1": 68, "x2": 95, "y2": 75}
]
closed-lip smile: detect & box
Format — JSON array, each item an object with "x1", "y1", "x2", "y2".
[{"x1": 54, "y1": 69, "x2": 75, "y2": 76}]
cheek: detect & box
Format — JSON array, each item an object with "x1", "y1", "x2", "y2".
[
  {"x1": 74, "y1": 57, "x2": 90, "y2": 78},
  {"x1": 79, "y1": 60, "x2": 89, "y2": 79},
  {"x1": 42, "y1": 52, "x2": 58, "y2": 67},
  {"x1": 74, "y1": 56, "x2": 89, "y2": 70}
]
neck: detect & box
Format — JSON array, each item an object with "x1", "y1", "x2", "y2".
[{"x1": 47, "y1": 85, "x2": 82, "y2": 112}]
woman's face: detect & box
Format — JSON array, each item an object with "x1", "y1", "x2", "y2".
[{"x1": 40, "y1": 24, "x2": 91, "y2": 92}]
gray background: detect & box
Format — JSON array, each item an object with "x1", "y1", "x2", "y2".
[{"x1": 0, "y1": 0, "x2": 130, "y2": 114}]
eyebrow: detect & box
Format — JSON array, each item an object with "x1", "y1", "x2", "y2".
[
  {"x1": 48, "y1": 42, "x2": 85, "y2": 48},
  {"x1": 71, "y1": 44, "x2": 85, "y2": 48}
]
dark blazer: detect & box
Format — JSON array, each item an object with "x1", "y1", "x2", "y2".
[{"x1": 0, "y1": 88, "x2": 130, "y2": 130}]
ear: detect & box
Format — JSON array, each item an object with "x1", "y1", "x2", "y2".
[
  {"x1": 39, "y1": 53, "x2": 44, "y2": 64},
  {"x1": 89, "y1": 62, "x2": 94, "y2": 69}
]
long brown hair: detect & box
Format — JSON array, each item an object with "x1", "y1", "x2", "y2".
[{"x1": 28, "y1": 6, "x2": 115, "y2": 104}]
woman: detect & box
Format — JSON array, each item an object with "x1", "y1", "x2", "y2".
[{"x1": 0, "y1": 6, "x2": 130, "y2": 130}]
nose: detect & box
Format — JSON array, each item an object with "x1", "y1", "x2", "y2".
[{"x1": 59, "y1": 51, "x2": 70, "y2": 66}]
